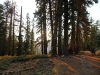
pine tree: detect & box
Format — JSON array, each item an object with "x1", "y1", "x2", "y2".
[
  {"x1": 57, "y1": 0, "x2": 63, "y2": 56},
  {"x1": 17, "y1": 6, "x2": 22, "y2": 56},
  {"x1": 34, "y1": 0, "x2": 44, "y2": 54},
  {"x1": 43, "y1": 0, "x2": 47, "y2": 54},
  {"x1": 0, "y1": 4, "x2": 5, "y2": 55},
  {"x1": 63, "y1": 0, "x2": 69, "y2": 55},
  {"x1": 24, "y1": 13, "x2": 31, "y2": 54},
  {"x1": 48, "y1": 0, "x2": 54, "y2": 55}
]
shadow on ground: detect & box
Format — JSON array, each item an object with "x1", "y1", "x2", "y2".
[{"x1": 0, "y1": 55, "x2": 100, "y2": 75}]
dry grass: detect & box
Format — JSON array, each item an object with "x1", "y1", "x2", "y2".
[
  {"x1": 79, "y1": 51, "x2": 92, "y2": 55},
  {"x1": 0, "y1": 55, "x2": 16, "y2": 61},
  {"x1": 79, "y1": 50, "x2": 100, "y2": 56},
  {"x1": 95, "y1": 50, "x2": 100, "y2": 56}
]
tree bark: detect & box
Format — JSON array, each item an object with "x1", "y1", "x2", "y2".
[
  {"x1": 12, "y1": 6, "x2": 15, "y2": 56},
  {"x1": 63, "y1": 0, "x2": 69, "y2": 56},
  {"x1": 48, "y1": 0, "x2": 54, "y2": 54},
  {"x1": 17, "y1": 6, "x2": 22, "y2": 56},
  {"x1": 43, "y1": 0, "x2": 47, "y2": 54}
]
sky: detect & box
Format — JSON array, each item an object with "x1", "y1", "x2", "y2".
[
  {"x1": 0, "y1": 0, "x2": 36, "y2": 21},
  {"x1": 0, "y1": 0, "x2": 100, "y2": 21},
  {"x1": 14, "y1": 0, "x2": 36, "y2": 20},
  {"x1": 88, "y1": 0, "x2": 100, "y2": 21}
]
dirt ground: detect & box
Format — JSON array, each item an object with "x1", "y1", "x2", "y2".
[{"x1": 0, "y1": 54, "x2": 100, "y2": 75}]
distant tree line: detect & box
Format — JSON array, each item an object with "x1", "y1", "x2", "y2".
[{"x1": 0, "y1": 0, "x2": 36, "y2": 56}]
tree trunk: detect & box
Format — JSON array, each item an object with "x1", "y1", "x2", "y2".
[
  {"x1": 48, "y1": 0, "x2": 54, "y2": 54},
  {"x1": 63, "y1": 0, "x2": 69, "y2": 56},
  {"x1": 12, "y1": 6, "x2": 15, "y2": 56},
  {"x1": 76, "y1": 0, "x2": 81, "y2": 54},
  {"x1": 8, "y1": 10, "x2": 13, "y2": 55},
  {"x1": 41, "y1": 22, "x2": 44, "y2": 54},
  {"x1": 52, "y1": 0, "x2": 58, "y2": 55},
  {"x1": 71, "y1": 1, "x2": 76, "y2": 54},
  {"x1": 58, "y1": 17, "x2": 62, "y2": 55},
  {"x1": 17, "y1": 6, "x2": 22, "y2": 56},
  {"x1": 76, "y1": 12, "x2": 80, "y2": 54},
  {"x1": 3, "y1": 13, "x2": 8, "y2": 55},
  {"x1": 58, "y1": 0, "x2": 63, "y2": 56},
  {"x1": 43, "y1": 0, "x2": 47, "y2": 54}
]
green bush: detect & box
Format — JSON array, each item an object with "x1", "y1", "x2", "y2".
[
  {"x1": 0, "y1": 59, "x2": 11, "y2": 70},
  {"x1": 0, "y1": 55, "x2": 49, "y2": 70}
]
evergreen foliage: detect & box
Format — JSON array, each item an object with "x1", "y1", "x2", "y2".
[{"x1": 0, "y1": 0, "x2": 99, "y2": 56}]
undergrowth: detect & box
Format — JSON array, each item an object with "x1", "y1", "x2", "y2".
[{"x1": 0, "y1": 55, "x2": 48, "y2": 70}]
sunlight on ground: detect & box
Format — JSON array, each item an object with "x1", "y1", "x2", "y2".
[
  {"x1": 79, "y1": 51, "x2": 92, "y2": 55},
  {"x1": 82, "y1": 55, "x2": 100, "y2": 68},
  {"x1": 51, "y1": 58, "x2": 76, "y2": 73},
  {"x1": 75, "y1": 55, "x2": 100, "y2": 68},
  {"x1": 53, "y1": 66, "x2": 59, "y2": 75},
  {"x1": 0, "y1": 56, "x2": 15, "y2": 60},
  {"x1": 95, "y1": 50, "x2": 100, "y2": 56},
  {"x1": 79, "y1": 50, "x2": 100, "y2": 56},
  {"x1": 84, "y1": 55, "x2": 100, "y2": 62},
  {"x1": 87, "y1": 60, "x2": 100, "y2": 68}
]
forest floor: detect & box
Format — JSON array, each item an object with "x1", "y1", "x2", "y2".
[{"x1": 0, "y1": 52, "x2": 100, "y2": 75}]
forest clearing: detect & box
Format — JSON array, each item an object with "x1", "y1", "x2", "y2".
[
  {"x1": 0, "y1": 0, "x2": 100, "y2": 75},
  {"x1": 0, "y1": 51, "x2": 100, "y2": 75}
]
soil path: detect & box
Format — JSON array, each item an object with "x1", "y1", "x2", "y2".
[
  {"x1": 52, "y1": 55, "x2": 100, "y2": 75},
  {"x1": 0, "y1": 55, "x2": 100, "y2": 75}
]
